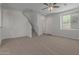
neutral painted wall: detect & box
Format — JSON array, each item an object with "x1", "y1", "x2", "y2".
[
  {"x1": 2, "y1": 8, "x2": 32, "y2": 39},
  {"x1": 0, "y1": 4, "x2": 2, "y2": 41},
  {"x1": 23, "y1": 10, "x2": 45, "y2": 36},
  {"x1": 0, "y1": 4, "x2": 1, "y2": 27},
  {"x1": 37, "y1": 14, "x2": 46, "y2": 35},
  {"x1": 46, "y1": 9, "x2": 79, "y2": 40},
  {"x1": 23, "y1": 10, "x2": 38, "y2": 35}
]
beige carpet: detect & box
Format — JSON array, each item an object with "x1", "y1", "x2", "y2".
[{"x1": 0, "y1": 34, "x2": 79, "y2": 55}]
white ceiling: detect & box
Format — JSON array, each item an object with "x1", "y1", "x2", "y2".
[{"x1": 2, "y1": 3, "x2": 79, "y2": 15}]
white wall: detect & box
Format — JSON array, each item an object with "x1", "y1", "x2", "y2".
[
  {"x1": 0, "y1": 4, "x2": 2, "y2": 41},
  {"x1": 46, "y1": 9, "x2": 79, "y2": 40},
  {"x1": 2, "y1": 8, "x2": 32, "y2": 39},
  {"x1": 37, "y1": 14, "x2": 46, "y2": 35},
  {"x1": 23, "y1": 10, "x2": 45, "y2": 36},
  {"x1": 0, "y1": 4, "x2": 1, "y2": 27},
  {"x1": 23, "y1": 10, "x2": 38, "y2": 34}
]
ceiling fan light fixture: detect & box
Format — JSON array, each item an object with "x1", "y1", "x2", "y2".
[
  {"x1": 48, "y1": 7, "x2": 53, "y2": 12},
  {"x1": 48, "y1": 3, "x2": 53, "y2": 12},
  {"x1": 42, "y1": 3, "x2": 59, "y2": 12}
]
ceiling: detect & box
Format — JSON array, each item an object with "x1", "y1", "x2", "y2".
[{"x1": 2, "y1": 3, "x2": 79, "y2": 15}]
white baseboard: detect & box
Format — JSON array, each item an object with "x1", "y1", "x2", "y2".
[{"x1": 44, "y1": 33, "x2": 79, "y2": 40}]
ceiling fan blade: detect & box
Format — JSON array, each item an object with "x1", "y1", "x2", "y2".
[
  {"x1": 53, "y1": 3, "x2": 57, "y2": 5},
  {"x1": 43, "y1": 3, "x2": 48, "y2": 6},
  {"x1": 53, "y1": 6, "x2": 59, "y2": 8},
  {"x1": 42, "y1": 7, "x2": 48, "y2": 10}
]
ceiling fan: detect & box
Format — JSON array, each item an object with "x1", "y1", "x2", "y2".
[{"x1": 42, "y1": 3, "x2": 60, "y2": 12}]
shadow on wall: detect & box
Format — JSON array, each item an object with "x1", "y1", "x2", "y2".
[{"x1": 23, "y1": 9, "x2": 46, "y2": 36}]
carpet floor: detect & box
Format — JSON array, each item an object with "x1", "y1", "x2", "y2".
[{"x1": 0, "y1": 34, "x2": 79, "y2": 55}]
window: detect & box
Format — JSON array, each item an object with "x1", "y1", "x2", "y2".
[
  {"x1": 62, "y1": 15, "x2": 71, "y2": 30},
  {"x1": 60, "y1": 11, "x2": 79, "y2": 30}
]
